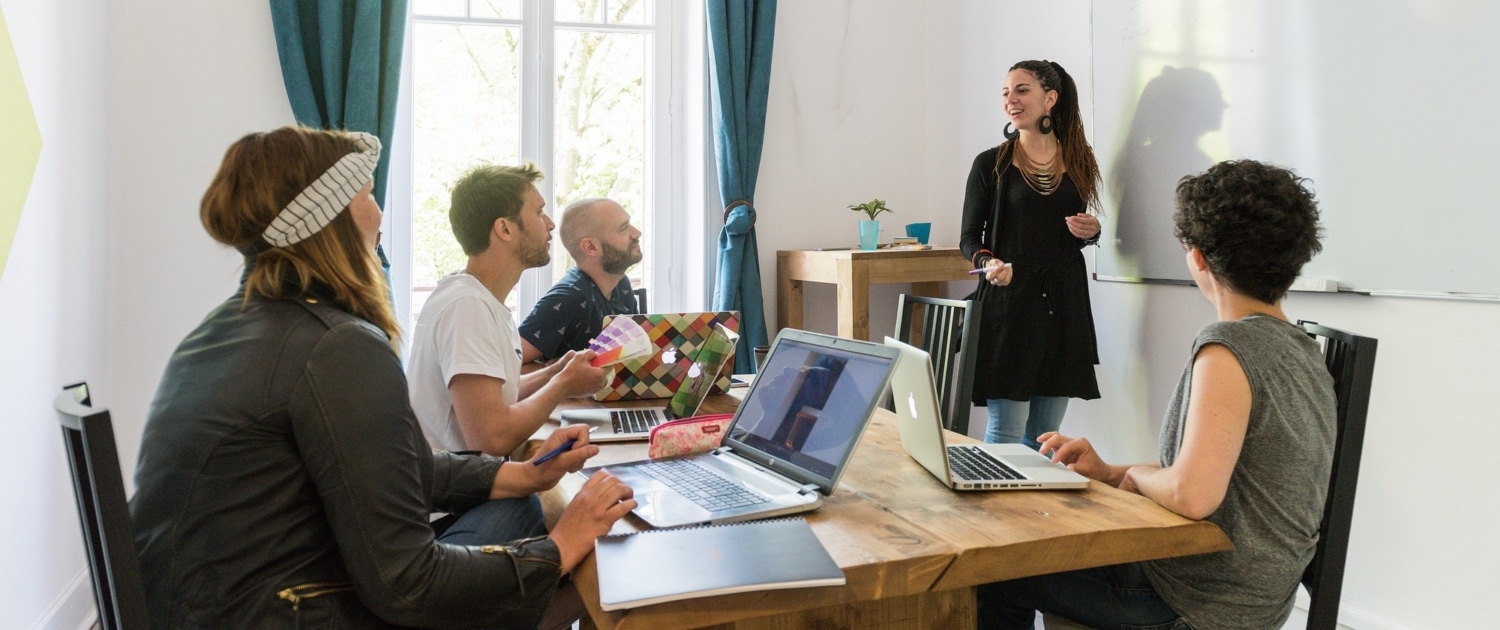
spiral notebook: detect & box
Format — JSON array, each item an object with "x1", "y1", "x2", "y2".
[{"x1": 595, "y1": 517, "x2": 844, "y2": 611}]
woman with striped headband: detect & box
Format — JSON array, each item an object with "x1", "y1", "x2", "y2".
[{"x1": 130, "y1": 127, "x2": 634, "y2": 628}]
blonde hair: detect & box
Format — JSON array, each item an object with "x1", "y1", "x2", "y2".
[{"x1": 200, "y1": 127, "x2": 400, "y2": 346}]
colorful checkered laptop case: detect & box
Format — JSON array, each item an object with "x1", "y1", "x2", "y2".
[{"x1": 593, "y1": 312, "x2": 741, "y2": 401}]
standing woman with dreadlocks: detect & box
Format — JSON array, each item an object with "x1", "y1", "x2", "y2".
[{"x1": 959, "y1": 60, "x2": 1102, "y2": 448}]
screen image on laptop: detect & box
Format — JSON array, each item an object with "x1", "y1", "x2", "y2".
[{"x1": 726, "y1": 338, "x2": 892, "y2": 480}]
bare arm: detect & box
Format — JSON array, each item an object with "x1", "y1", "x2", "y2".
[
  {"x1": 518, "y1": 351, "x2": 569, "y2": 399},
  {"x1": 519, "y1": 338, "x2": 544, "y2": 365},
  {"x1": 449, "y1": 352, "x2": 606, "y2": 457},
  {"x1": 1125, "y1": 343, "x2": 1250, "y2": 520}
]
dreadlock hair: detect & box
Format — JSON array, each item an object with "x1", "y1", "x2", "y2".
[
  {"x1": 201, "y1": 127, "x2": 400, "y2": 348},
  {"x1": 995, "y1": 60, "x2": 1102, "y2": 212}
]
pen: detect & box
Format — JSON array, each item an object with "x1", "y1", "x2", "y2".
[
  {"x1": 968, "y1": 262, "x2": 1013, "y2": 275},
  {"x1": 531, "y1": 426, "x2": 597, "y2": 466}
]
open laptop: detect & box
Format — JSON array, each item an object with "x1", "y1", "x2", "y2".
[
  {"x1": 559, "y1": 325, "x2": 738, "y2": 443},
  {"x1": 885, "y1": 337, "x2": 1090, "y2": 491},
  {"x1": 584, "y1": 329, "x2": 901, "y2": 528},
  {"x1": 592, "y1": 312, "x2": 740, "y2": 402}
]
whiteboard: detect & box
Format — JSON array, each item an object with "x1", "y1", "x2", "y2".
[{"x1": 1091, "y1": 0, "x2": 1500, "y2": 299}]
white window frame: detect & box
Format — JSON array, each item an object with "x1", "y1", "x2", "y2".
[{"x1": 387, "y1": 0, "x2": 714, "y2": 346}]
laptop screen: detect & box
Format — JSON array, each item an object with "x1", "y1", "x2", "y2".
[{"x1": 725, "y1": 332, "x2": 898, "y2": 485}]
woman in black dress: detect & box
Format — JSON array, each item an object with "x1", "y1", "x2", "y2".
[{"x1": 959, "y1": 60, "x2": 1102, "y2": 448}]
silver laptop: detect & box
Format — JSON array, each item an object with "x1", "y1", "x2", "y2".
[
  {"x1": 558, "y1": 325, "x2": 737, "y2": 443},
  {"x1": 585, "y1": 329, "x2": 901, "y2": 528},
  {"x1": 885, "y1": 337, "x2": 1090, "y2": 491}
]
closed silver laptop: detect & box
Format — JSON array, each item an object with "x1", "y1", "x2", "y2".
[
  {"x1": 885, "y1": 337, "x2": 1089, "y2": 491},
  {"x1": 585, "y1": 329, "x2": 901, "y2": 528}
]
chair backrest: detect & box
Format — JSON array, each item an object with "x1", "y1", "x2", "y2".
[
  {"x1": 55, "y1": 383, "x2": 150, "y2": 629},
  {"x1": 1297, "y1": 323, "x2": 1377, "y2": 630},
  {"x1": 894, "y1": 294, "x2": 982, "y2": 435},
  {"x1": 633, "y1": 287, "x2": 649, "y2": 313}
]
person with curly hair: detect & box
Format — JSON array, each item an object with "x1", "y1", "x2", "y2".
[
  {"x1": 959, "y1": 59, "x2": 1103, "y2": 448},
  {"x1": 975, "y1": 160, "x2": 1337, "y2": 630}
]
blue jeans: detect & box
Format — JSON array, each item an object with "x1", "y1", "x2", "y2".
[
  {"x1": 436, "y1": 495, "x2": 547, "y2": 545},
  {"x1": 976, "y1": 562, "x2": 1192, "y2": 630},
  {"x1": 985, "y1": 396, "x2": 1069, "y2": 449}
]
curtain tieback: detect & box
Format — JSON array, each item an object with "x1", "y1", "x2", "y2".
[{"x1": 723, "y1": 200, "x2": 756, "y2": 226}]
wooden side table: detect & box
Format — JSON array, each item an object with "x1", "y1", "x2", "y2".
[{"x1": 777, "y1": 247, "x2": 974, "y2": 340}]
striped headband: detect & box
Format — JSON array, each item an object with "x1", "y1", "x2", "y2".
[{"x1": 251, "y1": 132, "x2": 382, "y2": 253}]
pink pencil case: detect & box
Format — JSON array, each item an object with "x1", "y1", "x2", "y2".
[{"x1": 647, "y1": 413, "x2": 735, "y2": 459}]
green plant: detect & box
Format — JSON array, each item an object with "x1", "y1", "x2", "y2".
[{"x1": 848, "y1": 198, "x2": 894, "y2": 221}]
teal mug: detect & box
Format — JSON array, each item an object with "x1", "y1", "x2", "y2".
[{"x1": 905, "y1": 222, "x2": 932, "y2": 244}]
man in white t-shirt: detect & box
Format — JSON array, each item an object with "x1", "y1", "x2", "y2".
[{"x1": 408, "y1": 164, "x2": 606, "y2": 456}]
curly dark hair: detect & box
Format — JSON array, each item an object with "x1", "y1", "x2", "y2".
[{"x1": 1173, "y1": 160, "x2": 1323, "y2": 303}]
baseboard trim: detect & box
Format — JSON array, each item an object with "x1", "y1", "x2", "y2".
[
  {"x1": 1293, "y1": 588, "x2": 1410, "y2": 630},
  {"x1": 28, "y1": 568, "x2": 97, "y2": 630}
]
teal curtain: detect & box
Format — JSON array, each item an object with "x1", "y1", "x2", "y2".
[
  {"x1": 269, "y1": 0, "x2": 407, "y2": 273},
  {"x1": 707, "y1": 0, "x2": 776, "y2": 373}
]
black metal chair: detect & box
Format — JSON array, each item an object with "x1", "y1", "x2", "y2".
[
  {"x1": 633, "y1": 287, "x2": 649, "y2": 313},
  {"x1": 1298, "y1": 322, "x2": 1378, "y2": 630},
  {"x1": 55, "y1": 382, "x2": 150, "y2": 629},
  {"x1": 894, "y1": 294, "x2": 982, "y2": 435}
]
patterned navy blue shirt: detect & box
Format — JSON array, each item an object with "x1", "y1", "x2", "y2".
[{"x1": 518, "y1": 267, "x2": 638, "y2": 362}]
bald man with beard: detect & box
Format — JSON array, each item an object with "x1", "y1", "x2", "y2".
[{"x1": 519, "y1": 198, "x2": 644, "y2": 364}]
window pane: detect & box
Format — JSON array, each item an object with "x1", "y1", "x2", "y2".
[
  {"x1": 552, "y1": 29, "x2": 651, "y2": 293},
  {"x1": 412, "y1": 0, "x2": 466, "y2": 18},
  {"x1": 608, "y1": 0, "x2": 651, "y2": 25},
  {"x1": 412, "y1": 22, "x2": 523, "y2": 316},
  {"x1": 471, "y1": 0, "x2": 522, "y2": 20},
  {"x1": 554, "y1": 0, "x2": 603, "y2": 24}
]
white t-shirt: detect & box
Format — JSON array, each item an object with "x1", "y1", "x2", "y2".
[{"x1": 407, "y1": 272, "x2": 521, "y2": 452}]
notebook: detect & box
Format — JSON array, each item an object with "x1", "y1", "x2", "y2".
[
  {"x1": 592, "y1": 312, "x2": 741, "y2": 402},
  {"x1": 560, "y1": 324, "x2": 739, "y2": 443},
  {"x1": 585, "y1": 329, "x2": 901, "y2": 528},
  {"x1": 595, "y1": 517, "x2": 844, "y2": 611},
  {"x1": 884, "y1": 337, "x2": 1090, "y2": 491}
]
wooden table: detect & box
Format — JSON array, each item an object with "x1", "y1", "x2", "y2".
[
  {"x1": 777, "y1": 247, "x2": 974, "y2": 341},
  {"x1": 551, "y1": 393, "x2": 1231, "y2": 630}
]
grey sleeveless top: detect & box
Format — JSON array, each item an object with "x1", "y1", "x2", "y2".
[{"x1": 1144, "y1": 315, "x2": 1337, "y2": 629}]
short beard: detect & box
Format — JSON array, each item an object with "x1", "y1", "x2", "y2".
[
  {"x1": 515, "y1": 221, "x2": 551, "y2": 268},
  {"x1": 600, "y1": 240, "x2": 643, "y2": 275}
]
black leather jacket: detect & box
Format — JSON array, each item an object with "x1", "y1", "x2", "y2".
[{"x1": 130, "y1": 288, "x2": 563, "y2": 628}]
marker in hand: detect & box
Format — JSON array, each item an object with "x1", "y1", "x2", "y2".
[
  {"x1": 531, "y1": 426, "x2": 597, "y2": 466},
  {"x1": 968, "y1": 262, "x2": 1013, "y2": 275}
]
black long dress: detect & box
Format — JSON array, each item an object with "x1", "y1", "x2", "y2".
[{"x1": 959, "y1": 145, "x2": 1100, "y2": 403}]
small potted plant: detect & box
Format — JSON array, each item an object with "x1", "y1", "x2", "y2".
[{"x1": 848, "y1": 198, "x2": 893, "y2": 250}]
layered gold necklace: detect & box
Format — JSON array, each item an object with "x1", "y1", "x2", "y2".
[{"x1": 1013, "y1": 140, "x2": 1061, "y2": 195}]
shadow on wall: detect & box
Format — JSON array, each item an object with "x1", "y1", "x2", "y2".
[{"x1": 1110, "y1": 66, "x2": 1226, "y2": 430}]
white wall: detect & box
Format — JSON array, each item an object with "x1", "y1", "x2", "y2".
[
  {"x1": 0, "y1": 1, "x2": 107, "y2": 627},
  {"x1": 756, "y1": 1, "x2": 1497, "y2": 629},
  {"x1": 104, "y1": 0, "x2": 295, "y2": 490}
]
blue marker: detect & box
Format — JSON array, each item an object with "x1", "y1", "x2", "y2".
[{"x1": 531, "y1": 426, "x2": 597, "y2": 466}]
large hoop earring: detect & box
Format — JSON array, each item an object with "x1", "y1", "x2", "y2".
[
  {"x1": 1003, "y1": 122, "x2": 1018, "y2": 140},
  {"x1": 1038, "y1": 114, "x2": 1054, "y2": 135}
]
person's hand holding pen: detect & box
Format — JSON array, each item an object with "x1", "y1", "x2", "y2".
[
  {"x1": 505, "y1": 424, "x2": 598, "y2": 495},
  {"x1": 1065, "y1": 212, "x2": 1101, "y2": 240},
  {"x1": 970, "y1": 258, "x2": 1014, "y2": 286}
]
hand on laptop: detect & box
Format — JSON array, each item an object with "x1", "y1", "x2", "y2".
[
  {"x1": 551, "y1": 470, "x2": 636, "y2": 574},
  {"x1": 555, "y1": 350, "x2": 609, "y2": 397},
  {"x1": 1035, "y1": 431, "x2": 1125, "y2": 487}
]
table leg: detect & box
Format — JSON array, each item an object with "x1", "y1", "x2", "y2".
[
  {"x1": 836, "y1": 259, "x2": 870, "y2": 340},
  {"x1": 911, "y1": 281, "x2": 943, "y2": 298},
  {"x1": 778, "y1": 275, "x2": 803, "y2": 333}
]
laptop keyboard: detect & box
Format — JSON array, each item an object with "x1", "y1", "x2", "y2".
[
  {"x1": 947, "y1": 445, "x2": 1027, "y2": 482},
  {"x1": 611, "y1": 409, "x2": 663, "y2": 434},
  {"x1": 636, "y1": 460, "x2": 770, "y2": 512}
]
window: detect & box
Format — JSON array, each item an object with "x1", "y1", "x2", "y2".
[{"x1": 390, "y1": 0, "x2": 712, "y2": 335}]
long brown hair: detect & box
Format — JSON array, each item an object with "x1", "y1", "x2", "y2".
[
  {"x1": 996, "y1": 60, "x2": 1102, "y2": 212},
  {"x1": 200, "y1": 127, "x2": 400, "y2": 346}
]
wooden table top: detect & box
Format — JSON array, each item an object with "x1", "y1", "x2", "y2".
[{"x1": 549, "y1": 392, "x2": 1230, "y2": 630}]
